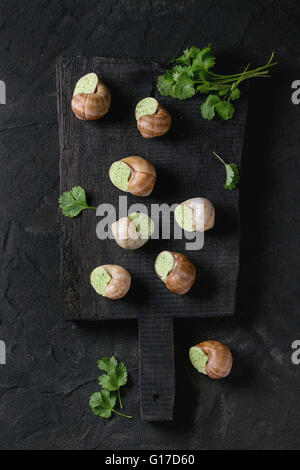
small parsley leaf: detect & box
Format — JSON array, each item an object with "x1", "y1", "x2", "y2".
[
  {"x1": 173, "y1": 46, "x2": 201, "y2": 65},
  {"x1": 191, "y1": 45, "x2": 215, "y2": 72},
  {"x1": 200, "y1": 94, "x2": 221, "y2": 120},
  {"x1": 89, "y1": 390, "x2": 116, "y2": 419},
  {"x1": 98, "y1": 362, "x2": 128, "y2": 391},
  {"x1": 225, "y1": 163, "x2": 240, "y2": 190},
  {"x1": 59, "y1": 186, "x2": 96, "y2": 218},
  {"x1": 98, "y1": 356, "x2": 118, "y2": 374},
  {"x1": 230, "y1": 88, "x2": 241, "y2": 100},
  {"x1": 172, "y1": 65, "x2": 193, "y2": 80},
  {"x1": 215, "y1": 100, "x2": 235, "y2": 120},
  {"x1": 213, "y1": 152, "x2": 240, "y2": 190},
  {"x1": 172, "y1": 70, "x2": 195, "y2": 100},
  {"x1": 157, "y1": 71, "x2": 175, "y2": 96}
]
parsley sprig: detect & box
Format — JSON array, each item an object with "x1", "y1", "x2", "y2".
[
  {"x1": 98, "y1": 356, "x2": 128, "y2": 410},
  {"x1": 89, "y1": 356, "x2": 133, "y2": 420},
  {"x1": 89, "y1": 390, "x2": 132, "y2": 419},
  {"x1": 157, "y1": 44, "x2": 276, "y2": 120},
  {"x1": 213, "y1": 152, "x2": 240, "y2": 190},
  {"x1": 59, "y1": 186, "x2": 96, "y2": 218}
]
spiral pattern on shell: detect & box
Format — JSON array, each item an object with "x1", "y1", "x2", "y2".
[
  {"x1": 164, "y1": 252, "x2": 196, "y2": 295},
  {"x1": 122, "y1": 156, "x2": 156, "y2": 196},
  {"x1": 102, "y1": 265, "x2": 131, "y2": 299},
  {"x1": 198, "y1": 340, "x2": 233, "y2": 379},
  {"x1": 137, "y1": 104, "x2": 171, "y2": 138},
  {"x1": 71, "y1": 80, "x2": 111, "y2": 120}
]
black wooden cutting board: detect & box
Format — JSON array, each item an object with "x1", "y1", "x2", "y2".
[{"x1": 56, "y1": 56, "x2": 247, "y2": 421}]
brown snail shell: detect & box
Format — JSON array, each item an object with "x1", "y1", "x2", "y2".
[
  {"x1": 71, "y1": 75, "x2": 111, "y2": 120},
  {"x1": 137, "y1": 104, "x2": 171, "y2": 138},
  {"x1": 122, "y1": 156, "x2": 156, "y2": 196},
  {"x1": 197, "y1": 341, "x2": 233, "y2": 379},
  {"x1": 156, "y1": 251, "x2": 196, "y2": 295},
  {"x1": 103, "y1": 265, "x2": 131, "y2": 299},
  {"x1": 90, "y1": 265, "x2": 131, "y2": 299}
]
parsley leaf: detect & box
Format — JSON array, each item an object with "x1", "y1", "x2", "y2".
[
  {"x1": 173, "y1": 46, "x2": 201, "y2": 65},
  {"x1": 224, "y1": 163, "x2": 240, "y2": 190},
  {"x1": 172, "y1": 70, "x2": 195, "y2": 100},
  {"x1": 230, "y1": 88, "x2": 241, "y2": 100},
  {"x1": 98, "y1": 356, "x2": 118, "y2": 374},
  {"x1": 98, "y1": 362, "x2": 128, "y2": 391},
  {"x1": 213, "y1": 152, "x2": 240, "y2": 190},
  {"x1": 200, "y1": 94, "x2": 221, "y2": 120},
  {"x1": 59, "y1": 186, "x2": 96, "y2": 218},
  {"x1": 89, "y1": 390, "x2": 132, "y2": 420},
  {"x1": 191, "y1": 45, "x2": 215, "y2": 72},
  {"x1": 172, "y1": 65, "x2": 193, "y2": 80},
  {"x1": 157, "y1": 70, "x2": 175, "y2": 96},
  {"x1": 98, "y1": 356, "x2": 128, "y2": 409},
  {"x1": 157, "y1": 67, "x2": 195, "y2": 100},
  {"x1": 215, "y1": 100, "x2": 235, "y2": 120},
  {"x1": 89, "y1": 390, "x2": 116, "y2": 419},
  {"x1": 201, "y1": 96, "x2": 235, "y2": 120}
]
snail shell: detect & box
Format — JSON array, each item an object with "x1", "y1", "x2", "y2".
[
  {"x1": 111, "y1": 213, "x2": 154, "y2": 250},
  {"x1": 90, "y1": 265, "x2": 131, "y2": 299},
  {"x1": 155, "y1": 251, "x2": 196, "y2": 295},
  {"x1": 109, "y1": 156, "x2": 156, "y2": 197},
  {"x1": 197, "y1": 341, "x2": 233, "y2": 379},
  {"x1": 135, "y1": 97, "x2": 171, "y2": 138},
  {"x1": 175, "y1": 197, "x2": 215, "y2": 232},
  {"x1": 71, "y1": 72, "x2": 111, "y2": 120}
]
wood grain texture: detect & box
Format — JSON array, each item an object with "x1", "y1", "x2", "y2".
[
  {"x1": 139, "y1": 316, "x2": 175, "y2": 421},
  {"x1": 57, "y1": 56, "x2": 247, "y2": 322}
]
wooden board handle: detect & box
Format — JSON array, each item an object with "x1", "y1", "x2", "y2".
[{"x1": 138, "y1": 316, "x2": 175, "y2": 421}]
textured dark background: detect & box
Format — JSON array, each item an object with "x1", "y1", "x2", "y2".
[{"x1": 0, "y1": 0, "x2": 299, "y2": 450}]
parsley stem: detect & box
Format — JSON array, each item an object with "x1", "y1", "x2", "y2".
[
  {"x1": 206, "y1": 59, "x2": 276, "y2": 80},
  {"x1": 213, "y1": 151, "x2": 226, "y2": 166},
  {"x1": 193, "y1": 69, "x2": 273, "y2": 87},
  {"x1": 118, "y1": 389, "x2": 123, "y2": 409},
  {"x1": 112, "y1": 409, "x2": 133, "y2": 419},
  {"x1": 87, "y1": 206, "x2": 97, "y2": 210}
]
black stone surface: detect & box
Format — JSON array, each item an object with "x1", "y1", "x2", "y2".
[{"x1": 0, "y1": 0, "x2": 300, "y2": 449}]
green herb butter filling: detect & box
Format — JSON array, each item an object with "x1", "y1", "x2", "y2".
[
  {"x1": 73, "y1": 72, "x2": 98, "y2": 97},
  {"x1": 175, "y1": 204, "x2": 195, "y2": 232},
  {"x1": 109, "y1": 161, "x2": 131, "y2": 192},
  {"x1": 155, "y1": 251, "x2": 174, "y2": 282},
  {"x1": 189, "y1": 346, "x2": 208, "y2": 374},
  {"x1": 128, "y1": 212, "x2": 154, "y2": 239},
  {"x1": 90, "y1": 267, "x2": 111, "y2": 296},
  {"x1": 135, "y1": 97, "x2": 159, "y2": 120}
]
